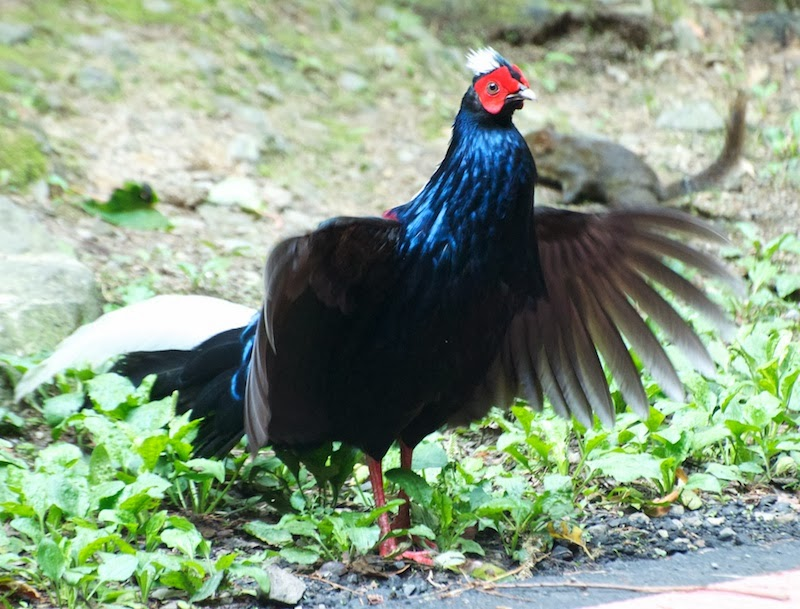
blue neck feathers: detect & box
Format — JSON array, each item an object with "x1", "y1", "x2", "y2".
[{"x1": 391, "y1": 97, "x2": 536, "y2": 277}]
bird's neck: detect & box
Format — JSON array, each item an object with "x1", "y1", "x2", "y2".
[{"x1": 391, "y1": 108, "x2": 536, "y2": 270}]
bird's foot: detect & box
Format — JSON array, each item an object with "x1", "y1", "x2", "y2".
[{"x1": 378, "y1": 538, "x2": 436, "y2": 567}]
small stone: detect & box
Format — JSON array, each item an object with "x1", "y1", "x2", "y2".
[
  {"x1": 758, "y1": 495, "x2": 778, "y2": 509},
  {"x1": 669, "y1": 505, "x2": 685, "y2": 517},
  {"x1": 628, "y1": 512, "x2": 651, "y2": 526},
  {"x1": 551, "y1": 545, "x2": 574, "y2": 561},
  {"x1": 263, "y1": 565, "x2": 305, "y2": 605},
  {"x1": 256, "y1": 82, "x2": 281, "y2": 101},
  {"x1": 262, "y1": 181, "x2": 293, "y2": 210},
  {"x1": 658, "y1": 529, "x2": 669, "y2": 539},
  {"x1": 318, "y1": 561, "x2": 347, "y2": 579},
  {"x1": 228, "y1": 133, "x2": 263, "y2": 164},
  {"x1": 369, "y1": 44, "x2": 400, "y2": 69},
  {"x1": 706, "y1": 516, "x2": 725, "y2": 527},
  {"x1": 776, "y1": 513, "x2": 797, "y2": 524},
  {"x1": 190, "y1": 50, "x2": 222, "y2": 77},
  {"x1": 711, "y1": 562, "x2": 719, "y2": 569},
  {"x1": 338, "y1": 71, "x2": 368, "y2": 93},
  {"x1": 75, "y1": 66, "x2": 120, "y2": 95},
  {"x1": 683, "y1": 516, "x2": 703, "y2": 528},
  {"x1": 672, "y1": 18, "x2": 703, "y2": 53},
  {"x1": 718, "y1": 527, "x2": 736, "y2": 541},
  {"x1": 0, "y1": 22, "x2": 34, "y2": 46},
  {"x1": 656, "y1": 100, "x2": 725, "y2": 132},
  {"x1": 605, "y1": 65, "x2": 629, "y2": 84},
  {"x1": 402, "y1": 581, "x2": 418, "y2": 597},
  {"x1": 666, "y1": 542, "x2": 689, "y2": 555},
  {"x1": 586, "y1": 523, "x2": 609, "y2": 539},
  {"x1": 206, "y1": 176, "x2": 261, "y2": 211}
]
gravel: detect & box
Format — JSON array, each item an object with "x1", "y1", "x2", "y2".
[{"x1": 294, "y1": 491, "x2": 800, "y2": 608}]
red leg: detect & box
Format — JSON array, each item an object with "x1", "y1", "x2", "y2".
[
  {"x1": 393, "y1": 442, "x2": 414, "y2": 530},
  {"x1": 367, "y1": 456, "x2": 398, "y2": 557}
]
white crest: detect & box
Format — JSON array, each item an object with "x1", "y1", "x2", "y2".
[{"x1": 466, "y1": 47, "x2": 502, "y2": 76}]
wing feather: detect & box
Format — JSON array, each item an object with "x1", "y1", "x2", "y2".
[{"x1": 477, "y1": 206, "x2": 739, "y2": 426}]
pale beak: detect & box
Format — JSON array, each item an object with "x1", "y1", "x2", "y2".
[{"x1": 516, "y1": 86, "x2": 537, "y2": 102}]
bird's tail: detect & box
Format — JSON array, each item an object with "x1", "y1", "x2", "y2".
[
  {"x1": 13, "y1": 294, "x2": 259, "y2": 458},
  {"x1": 115, "y1": 317, "x2": 259, "y2": 457}
]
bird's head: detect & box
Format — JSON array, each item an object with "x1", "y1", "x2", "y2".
[{"x1": 466, "y1": 47, "x2": 536, "y2": 118}]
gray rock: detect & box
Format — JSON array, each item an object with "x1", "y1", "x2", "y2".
[
  {"x1": 628, "y1": 512, "x2": 651, "y2": 526},
  {"x1": 0, "y1": 23, "x2": 34, "y2": 46},
  {"x1": 338, "y1": 71, "x2": 368, "y2": 93},
  {"x1": 75, "y1": 66, "x2": 120, "y2": 95},
  {"x1": 190, "y1": 50, "x2": 222, "y2": 77},
  {"x1": 656, "y1": 101, "x2": 725, "y2": 132},
  {"x1": 206, "y1": 176, "x2": 262, "y2": 211},
  {"x1": 718, "y1": 527, "x2": 736, "y2": 541},
  {"x1": 262, "y1": 181, "x2": 293, "y2": 210},
  {"x1": 0, "y1": 198, "x2": 101, "y2": 355},
  {"x1": 669, "y1": 505, "x2": 685, "y2": 517},
  {"x1": 0, "y1": 197, "x2": 65, "y2": 255},
  {"x1": 228, "y1": 133, "x2": 263, "y2": 164},
  {"x1": 72, "y1": 32, "x2": 137, "y2": 67},
  {"x1": 317, "y1": 561, "x2": 347, "y2": 579},
  {"x1": 0, "y1": 255, "x2": 102, "y2": 355},
  {"x1": 586, "y1": 523, "x2": 609, "y2": 539},
  {"x1": 256, "y1": 82, "x2": 281, "y2": 101},
  {"x1": 263, "y1": 565, "x2": 305, "y2": 605},
  {"x1": 551, "y1": 545, "x2": 574, "y2": 561},
  {"x1": 672, "y1": 18, "x2": 703, "y2": 53}
]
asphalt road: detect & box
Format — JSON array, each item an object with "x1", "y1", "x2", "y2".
[{"x1": 364, "y1": 538, "x2": 800, "y2": 609}]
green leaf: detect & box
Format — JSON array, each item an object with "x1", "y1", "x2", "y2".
[
  {"x1": 86, "y1": 374, "x2": 136, "y2": 412},
  {"x1": 775, "y1": 274, "x2": 800, "y2": 298},
  {"x1": 80, "y1": 182, "x2": 172, "y2": 230},
  {"x1": 685, "y1": 473, "x2": 722, "y2": 493},
  {"x1": 346, "y1": 526, "x2": 380, "y2": 554},
  {"x1": 179, "y1": 458, "x2": 226, "y2": 484},
  {"x1": 410, "y1": 441, "x2": 449, "y2": 469},
  {"x1": 37, "y1": 538, "x2": 66, "y2": 581},
  {"x1": 127, "y1": 396, "x2": 175, "y2": 433},
  {"x1": 587, "y1": 452, "x2": 663, "y2": 483},
  {"x1": 705, "y1": 463, "x2": 744, "y2": 483},
  {"x1": 244, "y1": 521, "x2": 292, "y2": 546},
  {"x1": 43, "y1": 393, "x2": 84, "y2": 427},
  {"x1": 385, "y1": 468, "x2": 433, "y2": 506},
  {"x1": 161, "y1": 527, "x2": 202, "y2": 558},
  {"x1": 229, "y1": 564, "x2": 270, "y2": 596},
  {"x1": 191, "y1": 570, "x2": 224, "y2": 602},
  {"x1": 137, "y1": 434, "x2": 169, "y2": 471},
  {"x1": 215, "y1": 553, "x2": 237, "y2": 571},
  {"x1": 434, "y1": 550, "x2": 466, "y2": 570},
  {"x1": 97, "y1": 552, "x2": 137, "y2": 582},
  {"x1": 279, "y1": 547, "x2": 320, "y2": 565}
]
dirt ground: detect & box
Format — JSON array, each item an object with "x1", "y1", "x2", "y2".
[{"x1": 2, "y1": 1, "x2": 798, "y2": 310}]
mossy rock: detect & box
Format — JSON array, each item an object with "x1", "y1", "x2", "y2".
[{"x1": 0, "y1": 126, "x2": 47, "y2": 188}]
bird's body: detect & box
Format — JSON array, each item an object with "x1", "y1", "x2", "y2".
[
  {"x1": 254, "y1": 90, "x2": 542, "y2": 461},
  {"x1": 16, "y1": 48, "x2": 741, "y2": 561}
]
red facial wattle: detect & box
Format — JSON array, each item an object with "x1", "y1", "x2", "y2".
[{"x1": 474, "y1": 65, "x2": 530, "y2": 114}]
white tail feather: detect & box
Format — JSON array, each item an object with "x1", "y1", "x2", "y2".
[{"x1": 14, "y1": 295, "x2": 257, "y2": 401}]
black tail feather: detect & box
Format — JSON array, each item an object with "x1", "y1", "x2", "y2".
[{"x1": 112, "y1": 326, "x2": 248, "y2": 458}]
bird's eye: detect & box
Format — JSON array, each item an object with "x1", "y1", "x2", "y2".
[{"x1": 486, "y1": 81, "x2": 500, "y2": 96}]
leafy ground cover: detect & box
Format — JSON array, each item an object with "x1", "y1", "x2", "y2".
[
  {"x1": 1, "y1": 0, "x2": 799, "y2": 607},
  {"x1": 1, "y1": 223, "x2": 798, "y2": 607}
]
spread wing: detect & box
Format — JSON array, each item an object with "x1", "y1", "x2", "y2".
[
  {"x1": 462, "y1": 207, "x2": 743, "y2": 428},
  {"x1": 244, "y1": 217, "x2": 403, "y2": 450}
]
